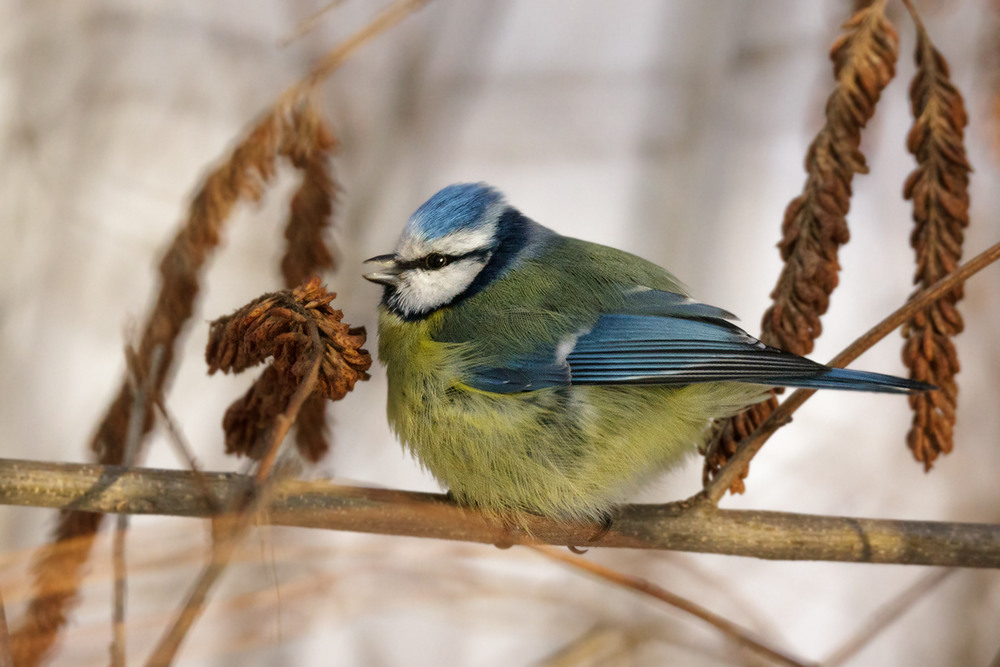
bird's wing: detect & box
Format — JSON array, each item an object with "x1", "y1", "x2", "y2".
[
  {"x1": 463, "y1": 289, "x2": 924, "y2": 394},
  {"x1": 564, "y1": 313, "x2": 822, "y2": 385}
]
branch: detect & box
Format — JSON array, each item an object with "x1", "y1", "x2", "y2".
[{"x1": 0, "y1": 458, "x2": 997, "y2": 568}]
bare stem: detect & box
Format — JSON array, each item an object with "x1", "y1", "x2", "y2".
[
  {"x1": 255, "y1": 319, "x2": 323, "y2": 485},
  {"x1": 822, "y1": 569, "x2": 954, "y2": 667},
  {"x1": 146, "y1": 334, "x2": 322, "y2": 666},
  {"x1": 278, "y1": 0, "x2": 350, "y2": 47},
  {"x1": 112, "y1": 346, "x2": 163, "y2": 667},
  {"x1": 0, "y1": 589, "x2": 12, "y2": 667},
  {"x1": 279, "y1": 0, "x2": 433, "y2": 106},
  {"x1": 703, "y1": 239, "x2": 1000, "y2": 503},
  {"x1": 1, "y1": 458, "x2": 998, "y2": 568},
  {"x1": 532, "y1": 546, "x2": 814, "y2": 667},
  {"x1": 153, "y1": 397, "x2": 220, "y2": 514}
]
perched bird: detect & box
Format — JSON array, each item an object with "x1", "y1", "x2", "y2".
[{"x1": 364, "y1": 183, "x2": 929, "y2": 523}]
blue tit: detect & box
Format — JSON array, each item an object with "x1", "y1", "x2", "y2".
[{"x1": 363, "y1": 183, "x2": 929, "y2": 523}]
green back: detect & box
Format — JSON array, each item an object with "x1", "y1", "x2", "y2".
[{"x1": 433, "y1": 236, "x2": 686, "y2": 365}]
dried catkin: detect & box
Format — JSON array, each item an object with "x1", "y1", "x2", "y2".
[
  {"x1": 705, "y1": 0, "x2": 900, "y2": 492},
  {"x1": 900, "y1": 6, "x2": 971, "y2": 470},
  {"x1": 206, "y1": 278, "x2": 372, "y2": 460}
]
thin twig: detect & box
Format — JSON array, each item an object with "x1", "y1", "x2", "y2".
[
  {"x1": 295, "y1": 0, "x2": 432, "y2": 93},
  {"x1": 261, "y1": 529, "x2": 284, "y2": 645},
  {"x1": 256, "y1": 320, "x2": 323, "y2": 485},
  {"x1": 145, "y1": 531, "x2": 241, "y2": 667},
  {"x1": 0, "y1": 589, "x2": 12, "y2": 667},
  {"x1": 111, "y1": 520, "x2": 129, "y2": 663},
  {"x1": 531, "y1": 546, "x2": 813, "y2": 667},
  {"x1": 536, "y1": 626, "x2": 634, "y2": 667},
  {"x1": 146, "y1": 331, "x2": 323, "y2": 666},
  {"x1": 823, "y1": 569, "x2": 954, "y2": 667},
  {"x1": 703, "y1": 239, "x2": 1000, "y2": 503},
  {"x1": 112, "y1": 346, "x2": 163, "y2": 667},
  {"x1": 278, "y1": 0, "x2": 350, "y2": 47},
  {"x1": 152, "y1": 397, "x2": 221, "y2": 514},
  {"x1": 1, "y1": 458, "x2": 998, "y2": 568}
]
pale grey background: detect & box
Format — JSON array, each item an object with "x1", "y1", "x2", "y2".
[{"x1": 1, "y1": 1, "x2": 998, "y2": 665}]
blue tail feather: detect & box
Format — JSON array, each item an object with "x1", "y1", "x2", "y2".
[{"x1": 770, "y1": 367, "x2": 934, "y2": 394}]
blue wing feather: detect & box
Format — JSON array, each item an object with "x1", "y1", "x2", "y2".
[{"x1": 462, "y1": 289, "x2": 930, "y2": 395}]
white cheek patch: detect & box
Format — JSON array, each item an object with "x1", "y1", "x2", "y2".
[{"x1": 390, "y1": 258, "x2": 487, "y2": 316}]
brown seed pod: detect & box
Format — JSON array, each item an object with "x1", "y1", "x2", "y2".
[
  {"x1": 704, "y1": 0, "x2": 900, "y2": 493},
  {"x1": 900, "y1": 3, "x2": 971, "y2": 471},
  {"x1": 206, "y1": 278, "x2": 371, "y2": 461}
]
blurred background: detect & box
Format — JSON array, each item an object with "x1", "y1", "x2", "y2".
[{"x1": 1, "y1": 0, "x2": 999, "y2": 664}]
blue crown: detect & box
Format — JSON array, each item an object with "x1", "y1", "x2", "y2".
[{"x1": 405, "y1": 183, "x2": 505, "y2": 240}]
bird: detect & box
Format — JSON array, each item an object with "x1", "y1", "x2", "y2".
[{"x1": 363, "y1": 183, "x2": 930, "y2": 524}]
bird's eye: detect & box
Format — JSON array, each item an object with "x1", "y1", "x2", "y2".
[{"x1": 424, "y1": 253, "x2": 449, "y2": 270}]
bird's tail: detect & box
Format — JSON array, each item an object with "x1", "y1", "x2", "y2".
[{"x1": 775, "y1": 367, "x2": 934, "y2": 394}]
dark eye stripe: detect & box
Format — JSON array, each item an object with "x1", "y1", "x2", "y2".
[{"x1": 396, "y1": 249, "x2": 489, "y2": 271}]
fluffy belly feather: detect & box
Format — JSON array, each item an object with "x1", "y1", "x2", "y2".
[{"x1": 378, "y1": 308, "x2": 764, "y2": 522}]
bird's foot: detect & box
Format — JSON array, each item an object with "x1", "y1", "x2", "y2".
[{"x1": 567, "y1": 512, "x2": 615, "y2": 553}]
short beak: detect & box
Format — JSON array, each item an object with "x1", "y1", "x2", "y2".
[{"x1": 363, "y1": 253, "x2": 402, "y2": 287}]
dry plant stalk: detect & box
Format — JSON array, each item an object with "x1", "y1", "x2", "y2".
[
  {"x1": 0, "y1": 590, "x2": 12, "y2": 667},
  {"x1": 150, "y1": 309, "x2": 330, "y2": 666},
  {"x1": 900, "y1": 2, "x2": 971, "y2": 470},
  {"x1": 206, "y1": 277, "x2": 371, "y2": 460},
  {"x1": 704, "y1": 0, "x2": 900, "y2": 493},
  {"x1": 10, "y1": 102, "x2": 338, "y2": 665},
  {"x1": 281, "y1": 111, "x2": 341, "y2": 461},
  {"x1": 152, "y1": 281, "x2": 369, "y2": 666},
  {"x1": 12, "y1": 112, "x2": 281, "y2": 666},
  {"x1": 11, "y1": 0, "x2": 432, "y2": 658},
  {"x1": 533, "y1": 546, "x2": 810, "y2": 667},
  {"x1": 280, "y1": 108, "x2": 339, "y2": 286},
  {"x1": 822, "y1": 568, "x2": 955, "y2": 667},
  {"x1": 988, "y1": 0, "x2": 1000, "y2": 157}
]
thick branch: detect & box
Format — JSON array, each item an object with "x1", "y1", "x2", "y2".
[{"x1": 0, "y1": 458, "x2": 996, "y2": 568}]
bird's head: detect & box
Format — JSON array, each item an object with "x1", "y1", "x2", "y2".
[{"x1": 364, "y1": 183, "x2": 536, "y2": 319}]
